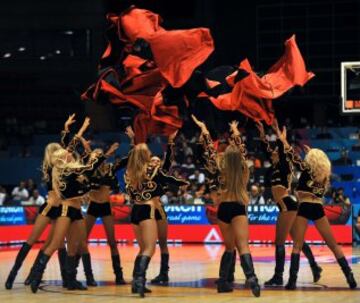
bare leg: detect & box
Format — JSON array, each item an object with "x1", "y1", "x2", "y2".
[
  {"x1": 150, "y1": 219, "x2": 170, "y2": 285},
  {"x1": 27, "y1": 215, "x2": 51, "y2": 245},
  {"x1": 276, "y1": 211, "x2": 297, "y2": 244},
  {"x1": 314, "y1": 216, "x2": 344, "y2": 258},
  {"x1": 133, "y1": 224, "x2": 144, "y2": 254},
  {"x1": 133, "y1": 219, "x2": 157, "y2": 297},
  {"x1": 102, "y1": 215, "x2": 119, "y2": 255},
  {"x1": 72, "y1": 219, "x2": 97, "y2": 286},
  {"x1": 30, "y1": 217, "x2": 72, "y2": 293},
  {"x1": 85, "y1": 214, "x2": 97, "y2": 238}
]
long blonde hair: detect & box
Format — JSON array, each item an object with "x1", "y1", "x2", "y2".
[
  {"x1": 220, "y1": 145, "x2": 250, "y2": 204},
  {"x1": 42, "y1": 143, "x2": 62, "y2": 182},
  {"x1": 126, "y1": 143, "x2": 152, "y2": 188},
  {"x1": 50, "y1": 148, "x2": 94, "y2": 198},
  {"x1": 305, "y1": 148, "x2": 331, "y2": 184}
]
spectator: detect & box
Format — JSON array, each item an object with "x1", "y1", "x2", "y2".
[
  {"x1": 182, "y1": 142, "x2": 194, "y2": 157},
  {"x1": 24, "y1": 190, "x2": 45, "y2": 206},
  {"x1": 181, "y1": 156, "x2": 195, "y2": 172},
  {"x1": 249, "y1": 184, "x2": 265, "y2": 205},
  {"x1": 0, "y1": 185, "x2": 7, "y2": 205},
  {"x1": 193, "y1": 184, "x2": 206, "y2": 204},
  {"x1": 266, "y1": 129, "x2": 277, "y2": 142},
  {"x1": 189, "y1": 169, "x2": 205, "y2": 184},
  {"x1": 178, "y1": 189, "x2": 194, "y2": 204},
  {"x1": 332, "y1": 187, "x2": 351, "y2": 206},
  {"x1": 26, "y1": 178, "x2": 37, "y2": 193},
  {"x1": 11, "y1": 181, "x2": 29, "y2": 202}
]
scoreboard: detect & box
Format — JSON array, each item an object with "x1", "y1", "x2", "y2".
[{"x1": 341, "y1": 61, "x2": 360, "y2": 114}]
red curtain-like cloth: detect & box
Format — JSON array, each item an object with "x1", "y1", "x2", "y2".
[
  {"x1": 209, "y1": 35, "x2": 314, "y2": 124},
  {"x1": 82, "y1": 57, "x2": 182, "y2": 142},
  {"x1": 133, "y1": 93, "x2": 182, "y2": 143},
  {"x1": 109, "y1": 7, "x2": 214, "y2": 87}
]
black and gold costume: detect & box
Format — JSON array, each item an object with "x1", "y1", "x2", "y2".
[
  {"x1": 200, "y1": 132, "x2": 248, "y2": 221},
  {"x1": 286, "y1": 147, "x2": 327, "y2": 221},
  {"x1": 261, "y1": 137, "x2": 297, "y2": 212},
  {"x1": 126, "y1": 163, "x2": 188, "y2": 225}
]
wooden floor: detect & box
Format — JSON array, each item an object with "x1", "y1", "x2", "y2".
[{"x1": 0, "y1": 244, "x2": 359, "y2": 303}]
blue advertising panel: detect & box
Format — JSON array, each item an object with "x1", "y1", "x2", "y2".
[
  {"x1": 164, "y1": 205, "x2": 209, "y2": 224},
  {"x1": 0, "y1": 207, "x2": 26, "y2": 225},
  {"x1": 247, "y1": 205, "x2": 280, "y2": 224}
]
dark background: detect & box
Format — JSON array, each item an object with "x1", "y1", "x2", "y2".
[{"x1": 1, "y1": 0, "x2": 360, "y2": 134}]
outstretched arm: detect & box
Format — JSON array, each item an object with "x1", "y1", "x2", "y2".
[
  {"x1": 157, "y1": 169, "x2": 190, "y2": 188},
  {"x1": 275, "y1": 125, "x2": 309, "y2": 171},
  {"x1": 162, "y1": 130, "x2": 177, "y2": 172},
  {"x1": 192, "y1": 115, "x2": 218, "y2": 174},
  {"x1": 60, "y1": 113, "x2": 76, "y2": 148},
  {"x1": 112, "y1": 127, "x2": 135, "y2": 172},
  {"x1": 229, "y1": 120, "x2": 247, "y2": 157}
]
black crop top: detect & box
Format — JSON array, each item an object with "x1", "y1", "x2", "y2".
[
  {"x1": 200, "y1": 132, "x2": 247, "y2": 192},
  {"x1": 43, "y1": 129, "x2": 78, "y2": 192},
  {"x1": 286, "y1": 147, "x2": 327, "y2": 198},
  {"x1": 60, "y1": 130, "x2": 79, "y2": 154},
  {"x1": 125, "y1": 164, "x2": 188, "y2": 203},
  {"x1": 261, "y1": 138, "x2": 293, "y2": 188},
  {"x1": 59, "y1": 154, "x2": 107, "y2": 199},
  {"x1": 89, "y1": 153, "x2": 131, "y2": 192}
]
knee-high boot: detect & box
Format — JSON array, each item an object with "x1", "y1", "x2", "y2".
[
  {"x1": 57, "y1": 248, "x2": 68, "y2": 287},
  {"x1": 217, "y1": 251, "x2": 234, "y2": 293},
  {"x1": 337, "y1": 257, "x2": 357, "y2": 289},
  {"x1": 150, "y1": 253, "x2": 169, "y2": 285},
  {"x1": 228, "y1": 250, "x2": 236, "y2": 283},
  {"x1": 302, "y1": 242, "x2": 322, "y2": 282},
  {"x1": 285, "y1": 253, "x2": 300, "y2": 290},
  {"x1": 82, "y1": 253, "x2": 97, "y2": 286},
  {"x1": 24, "y1": 249, "x2": 43, "y2": 286},
  {"x1": 66, "y1": 255, "x2": 87, "y2": 291},
  {"x1": 133, "y1": 255, "x2": 151, "y2": 298},
  {"x1": 5, "y1": 243, "x2": 32, "y2": 289},
  {"x1": 30, "y1": 253, "x2": 51, "y2": 293},
  {"x1": 265, "y1": 244, "x2": 285, "y2": 286},
  {"x1": 240, "y1": 254, "x2": 261, "y2": 297},
  {"x1": 112, "y1": 254, "x2": 126, "y2": 285},
  {"x1": 132, "y1": 255, "x2": 151, "y2": 293}
]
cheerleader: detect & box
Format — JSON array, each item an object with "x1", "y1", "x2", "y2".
[
  {"x1": 276, "y1": 127, "x2": 357, "y2": 290},
  {"x1": 122, "y1": 127, "x2": 177, "y2": 289},
  {"x1": 5, "y1": 114, "x2": 83, "y2": 290},
  {"x1": 256, "y1": 121, "x2": 322, "y2": 286},
  {"x1": 149, "y1": 131, "x2": 177, "y2": 286},
  {"x1": 125, "y1": 142, "x2": 189, "y2": 297},
  {"x1": 81, "y1": 131, "x2": 132, "y2": 286},
  {"x1": 29, "y1": 138, "x2": 119, "y2": 293},
  {"x1": 192, "y1": 116, "x2": 261, "y2": 297}
]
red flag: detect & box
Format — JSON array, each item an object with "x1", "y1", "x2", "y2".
[
  {"x1": 208, "y1": 35, "x2": 314, "y2": 124},
  {"x1": 110, "y1": 7, "x2": 214, "y2": 88}
]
